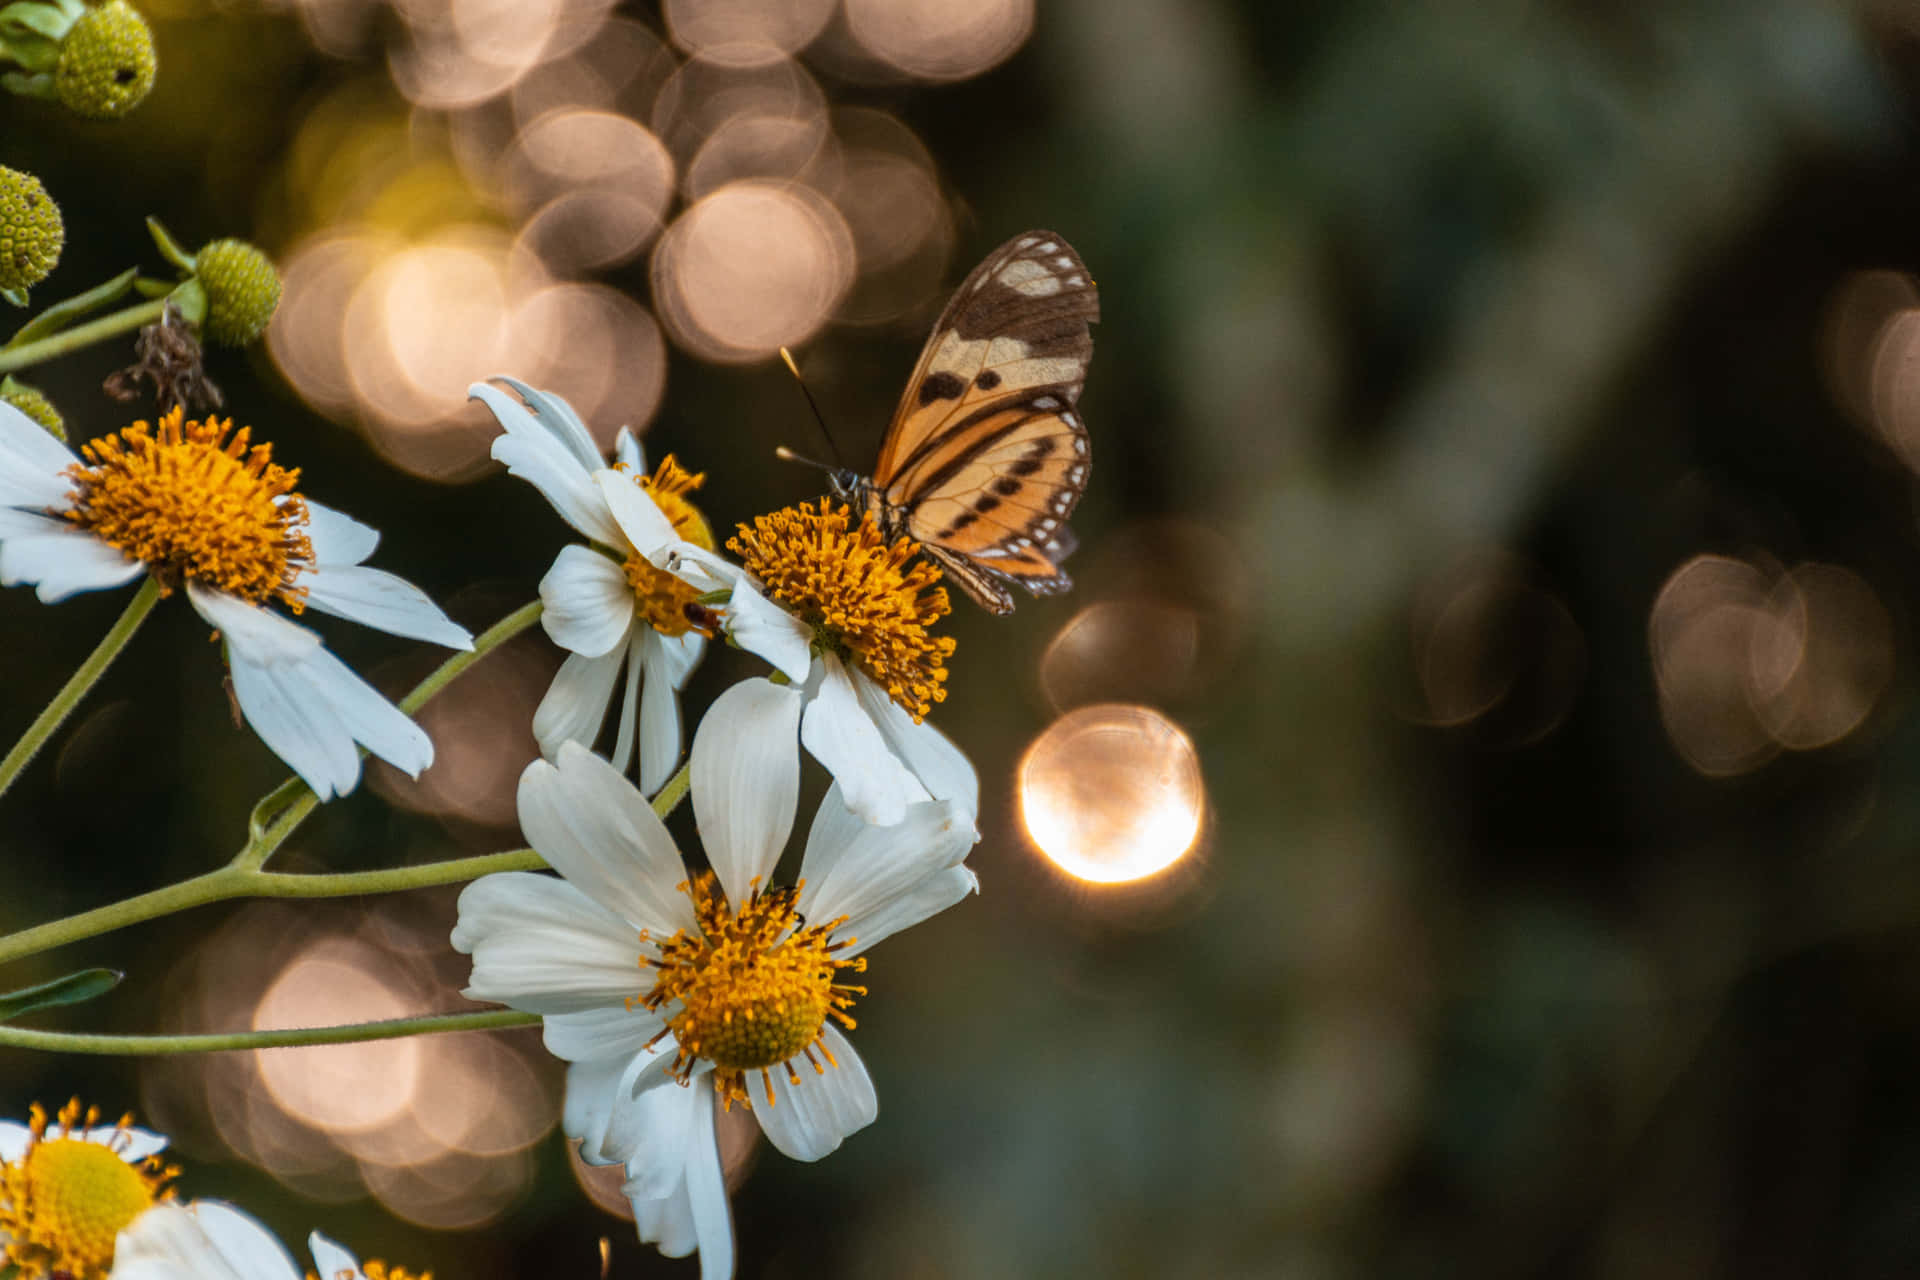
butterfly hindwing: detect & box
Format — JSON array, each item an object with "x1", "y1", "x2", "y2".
[{"x1": 872, "y1": 231, "x2": 1098, "y2": 614}]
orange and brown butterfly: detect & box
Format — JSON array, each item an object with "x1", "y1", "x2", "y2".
[{"x1": 821, "y1": 230, "x2": 1099, "y2": 615}]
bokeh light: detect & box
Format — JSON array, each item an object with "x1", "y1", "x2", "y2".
[
  {"x1": 652, "y1": 180, "x2": 855, "y2": 362},
  {"x1": 1019, "y1": 704, "x2": 1206, "y2": 884},
  {"x1": 662, "y1": 0, "x2": 835, "y2": 69},
  {"x1": 842, "y1": 0, "x2": 1034, "y2": 83}
]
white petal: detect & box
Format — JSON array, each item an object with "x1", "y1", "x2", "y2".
[
  {"x1": 452, "y1": 871, "x2": 647, "y2": 1014},
  {"x1": 219, "y1": 632, "x2": 365, "y2": 801},
  {"x1": 473, "y1": 382, "x2": 622, "y2": 546},
  {"x1": 691, "y1": 678, "x2": 802, "y2": 907},
  {"x1": 614, "y1": 427, "x2": 645, "y2": 472},
  {"x1": 799, "y1": 655, "x2": 926, "y2": 828},
  {"x1": 797, "y1": 793, "x2": 973, "y2": 951},
  {"x1": 533, "y1": 647, "x2": 625, "y2": 758},
  {"x1": 609, "y1": 628, "x2": 645, "y2": 775},
  {"x1": 299, "y1": 564, "x2": 473, "y2": 650},
  {"x1": 828, "y1": 864, "x2": 976, "y2": 961},
  {"x1": 657, "y1": 628, "x2": 706, "y2": 689},
  {"x1": 682, "y1": 1079, "x2": 735, "y2": 1280},
  {"x1": 852, "y1": 671, "x2": 980, "y2": 826},
  {"x1": 655, "y1": 541, "x2": 741, "y2": 595},
  {"x1": 539, "y1": 545, "x2": 635, "y2": 658},
  {"x1": 187, "y1": 581, "x2": 322, "y2": 662},
  {"x1": 0, "y1": 519, "x2": 143, "y2": 602},
  {"x1": 636, "y1": 630, "x2": 682, "y2": 797},
  {"x1": 597, "y1": 468, "x2": 678, "y2": 556},
  {"x1": 517, "y1": 746, "x2": 699, "y2": 937},
  {"x1": 306, "y1": 1233, "x2": 360, "y2": 1279},
  {"x1": 544, "y1": 1003, "x2": 667, "y2": 1066},
  {"x1": 719, "y1": 578, "x2": 812, "y2": 682},
  {"x1": 0, "y1": 1121, "x2": 30, "y2": 1161},
  {"x1": 195, "y1": 1201, "x2": 303, "y2": 1278},
  {"x1": 755, "y1": 1025, "x2": 877, "y2": 1162},
  {"x1": 300, "y1": 498, "x2": 380, "y2": 566},
  {"x1": 0, "y1": 400, "x2": 76, "y2": 508},
  {"x1": 610, "y1": 1065, "x2": 700, "y2": 1196},
  {"x1": 564, "y1": 1055, "x2": 629, "y2": 1164},
  {"x1": 491, "y1": 376, "x2": 606, "y2": 475},
  {"x1": 632, "y1": 1181, "x2": 698, "y2": 1260}
]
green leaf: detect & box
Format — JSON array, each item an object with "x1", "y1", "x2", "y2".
[
  {"x1": 0, "y1": 0, "x2": 77, "y2": 43},
  {"x1": 0, "y1": 968, "x2": 123, "y2": 1023},
  {"x1": 145, "y1": 217, "x2": 198, "y2": 274},
  {"x1": 6, "y1": 267, "x2": 138, "y2": 349},
  {"x1": 0, "y1": 286, "x2": 26, "y2": 309}
]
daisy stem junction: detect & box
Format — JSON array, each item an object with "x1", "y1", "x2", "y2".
[
  {"x1": 0, "y1": 297, "x2": 168, "y2": 374},
  {"x1": 0, "y1": 576, "x2": 162, "y2": 801},
  {"x1": 0, "y1": 1008, "x2": 541, "y2": 1055}
]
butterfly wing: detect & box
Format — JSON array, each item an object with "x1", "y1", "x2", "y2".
[{"x1": 875, "y1": 231, "x2": 1098, "y2": 613}]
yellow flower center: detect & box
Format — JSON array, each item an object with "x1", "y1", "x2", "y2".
[
  {"x1": 729, "y1": 500, "x2": 956, "y2": 721},
  {"x1": 309, "y1": 1261, "x2": 433, "y2": 1280},
  {"x1": 61, "y1": 407, "x2": 312, "y2": 608},
  {"x1": 620, "y1": 455, "x2": 715, "y2": 638},
  {"x1": 639, "y1": 872, "x2": 867, "y2": 1111},
  {"x1": 0, "y1": 1099, "x2": 177, "y2": 1280}
]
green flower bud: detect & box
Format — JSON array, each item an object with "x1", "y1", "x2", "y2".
[
  {"x1": 0, "y1": 166, "x2": 63, "y2": 297},
  {"x1": 192, "y1": 238, "x2": 280, "y2": 345},
  {"x1": 1, "y1": 378, "x2": 65, "y2": 441},
  {"x1": 54, "y1": 1, "x2": 156, "y2": 120}
]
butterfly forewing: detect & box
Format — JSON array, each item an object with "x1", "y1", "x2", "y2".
[{"x1": 873, "y1": 230, "x2": 1099, "y2": 614}]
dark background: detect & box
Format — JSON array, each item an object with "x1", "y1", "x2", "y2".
[{"x1": 7, "y1": 1, "x2": 1920, "y2": 1276}]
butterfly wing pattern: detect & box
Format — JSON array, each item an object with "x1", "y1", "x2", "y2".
[{"x1": 863, "y1": 231, "x2": 1099, "y2": 615}]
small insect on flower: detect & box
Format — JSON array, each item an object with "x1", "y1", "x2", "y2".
[
  {"x1": 0, "y1": 402, "x2": 472, "y2": 799},
  {"x1": 795, "y1": 230, "x2": 1099, "y2": 614},
  {"x1": 451, "y1": 690, "x2": 979, "y2": 1279},
  {"x1": 0, "y1": 1098, "x2": 176, "y2": 1280}
]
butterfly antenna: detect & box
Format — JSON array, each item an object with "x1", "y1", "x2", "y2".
[{"x1": 778, "y1": 346, "x2": 847, "y2": 468}]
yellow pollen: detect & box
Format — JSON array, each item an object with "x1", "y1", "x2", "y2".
[
  {"x1": 308, "y1": 1261, "x2": 433, "y2": 1280},
  {"x1": 620, "y1": 455, "x2": 716, "y2": 638},
  {"x1": 729, "y1": 500, "x2": 956, "y2": 721},
  {"x1": 0, "y1": 1099, "x2": 177, "y2": 1280},
  {"x1": 639, "y1": 873, "x2": 867, "y2": 1112},
  {"x1": 61, "y1": 407, "x2": 312, "y2": 607}
]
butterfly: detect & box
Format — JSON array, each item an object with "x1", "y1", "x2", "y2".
[{"x1": 827, "y1": 230, "x2": 1099, "y2": 614}]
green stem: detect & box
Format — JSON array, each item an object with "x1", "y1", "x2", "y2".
[
  {"x1": 0, "y1": 576, "x2": 161, "y2": 800},
  {"x1": 652, "y1": 757, "x2": 692, "y2": 817},
  {"x1": 0, "y1": 1008, "x2": 539, "y2": 1055},
  {"x1": 0, "y1": 297, "x2": 166, "y2": 374},
  {"x1": 249, "y1": 849, "x2": 547, "y2": 898}
]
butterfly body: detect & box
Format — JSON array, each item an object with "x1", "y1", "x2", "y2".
[{"x1": 843, "y1": 230, "x2": 1099, "y2": 615}]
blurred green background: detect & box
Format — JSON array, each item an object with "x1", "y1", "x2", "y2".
[{"x1": 9, "y1": 0, "x2": 1920, "y2": 1275}]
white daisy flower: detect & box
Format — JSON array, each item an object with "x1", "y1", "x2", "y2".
[
  {"x1": 111, "y1": 1199, "x2": 426, "y2": 1280},
  {"x1": 0, "y1": 403, "x2": 472, "y2": 800},
  {"x1": 451, "y1": 683, "x2": 979, "y2": 1278},
  {"x1": 0, "y1": 1098, "x2": 173, "y2": 1280},
  {"x1": 472, "y1": 378, "x2": 712, "y2": 796},
  {"x1": 656, "y1": 499, "x2": 979, "y2": 829}
]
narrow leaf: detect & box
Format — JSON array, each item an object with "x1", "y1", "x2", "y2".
[
  {"x1": 0, "y1": 968, "x2": 123, "y2": 1023},
  {"x1": 6, "y1": 267, "x2": 138, "y2": 349}
]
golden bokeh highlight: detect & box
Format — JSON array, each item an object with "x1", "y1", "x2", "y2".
[
  {"x1": 663, "y1": 0, "x2": 835, "y2": 69},
  {"x1": 652, "y1": 180, "x2": 856, "y2": 363},
  {"x1": 1019, "y1": 705, "x2": 1206, "y2": 884},
  {"x1": 843, "y1": 0, "x2": 1034, "y2": 83},
  {"x1": 140, "y1": 903, "x2": 559, "y2": 1229},
  {"x1": 1650, "y1": 555, "x2": 1894, "y2": 776}
]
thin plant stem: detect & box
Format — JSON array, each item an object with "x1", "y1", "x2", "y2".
[
  {"x1": 0, "y1": 576, "x2": 162, "y2": 800},
  {"x1": 0, "y1": 297, "x2": 167, "y2": 374},
  {"x1": 0, "y1": 1009, "x2": 540, "y2": 1055},
  {"x1": 229, "y1": 600, "x2": 545, "y2": 874}
]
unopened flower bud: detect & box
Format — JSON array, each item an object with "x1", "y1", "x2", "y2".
[
  {"x1": 0, "y1": 166, "x2": 63, "y2": 298},
  {"x1": 192, "y1": 238, "x2": 280, "y2": 346},
  {"x1": 54, "y1": 1, "x2": 156, "y2": 119},
  {"x1": 0, "y1": 378, "x2": 64, "y2": 440}
]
